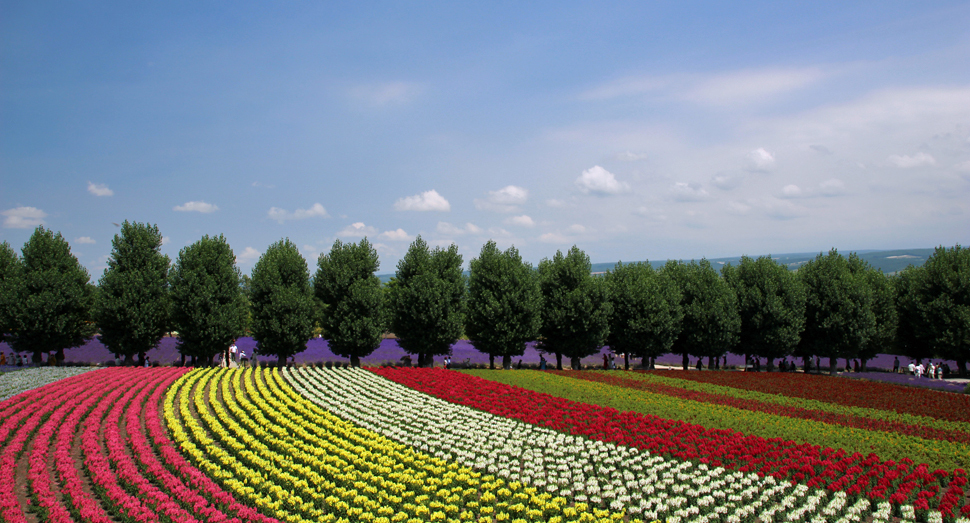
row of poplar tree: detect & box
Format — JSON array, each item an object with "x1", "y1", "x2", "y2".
[{"x1": 0, "y1": 222, "x2": 967, "y2": 375}]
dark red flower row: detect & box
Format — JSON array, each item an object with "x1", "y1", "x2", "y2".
[
  {"x1": 371, "y1": 367, "x2": 970, "y2": 518},
  {"x1": 552, "y1": 370, "x2": 970, "y2": 444},
  {"x1": 641, "y1": 370, "x2": 970, "y2": 424}
]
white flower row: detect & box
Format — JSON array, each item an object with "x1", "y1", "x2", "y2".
[
  {"x1": 283, "y1": 367, "x2": 951, "y2": 523},
  {"x1": 0, "y1": 366, "x2": 102, "y2": 403}
]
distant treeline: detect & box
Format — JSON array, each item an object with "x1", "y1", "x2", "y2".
[{"x1": 0, "y1": 223, "x2": 967, "y2": 376}]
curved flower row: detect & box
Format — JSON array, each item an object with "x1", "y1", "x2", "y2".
[
  {"x1": 555, "y1": 370, "x2": 970, "y2": 445},
  {"x1": 640, "y1": 370, "x2": 970, "y2": 424},
  {"x1": 166, "y1": 366, "x2": 628, "y2": 522},
  {"x1": 0, "y1": 366, "x2": 101, "y2": 407},
  {"x1": 1, "y1": 367, "x2": 269, "y2": 523},
  {"x1": 372, "y1": 367, "x2": 970, "y2": 521},
  {"x1": 286, "y1": 366, "x2": 900, "y2": 523}
]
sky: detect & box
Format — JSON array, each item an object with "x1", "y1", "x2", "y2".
[{"x1": 2, "y1": 2, "x2": 969, "y2": 277}]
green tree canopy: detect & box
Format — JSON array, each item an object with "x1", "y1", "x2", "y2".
[
  {"x1": 95, "y1": 221, "x2": 170, "y2": 365},
  {"x1": 797, "y1": 249, "x2": 876, "y2": 374},
  {"x1": 250, "y1": 238, "x2": 315, "y2": 366},
  {"x1": 170, "y1": 235, "x2": 247, "y2": 365},
  {"x1": 466, "y1": 241, "x2": 541, "y2": 369},
  {"x1": 894, "y1": 265, "x2": 936, "y2": 362},
  {"x1": 9, "y1": 226, "x2": 94, "y2": 364},
  {"x1": 314, "y1": 238, "x2": 384, "y2": 367},
  {"x1": 606, "y1": 262, "x2": 682, "y2": 369},
  {"x1": 389, "y1": 236, "x2": 465, "y2": 367},
  {"x1": 722, "y1": 256, "x2": 805, "y2": 371},
  {"x1": 915, "y1": 245, "x2": 970, "y2": 376},
  {"x1": 855, "y1": 261, "x2": 897, "y2": 370},
  {"x1": 537, "y1": 246, "x2": 611, "y2": 370},
  {"x1": 663, "y1": 259, "x2": 740, "y2": 370},
  {"x1": 0, "y1": 241, "x2": 20, "y2": 343}
]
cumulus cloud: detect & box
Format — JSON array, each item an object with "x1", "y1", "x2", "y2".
[
  {"x1": 437, "y1": 222, "x2": 482, "y2": 236},
  {"x1": 75, "y1": 236, "x2": 96, "y2": 244},
  {"x1": 2, "y1": 206, "x2": 47, "y2": 228},
  {"x1": 616, "y1": 151, "x2": 648, "y2": 161},
  {"x1": 174, "y1": 201, "x2": 219, "y2": 213},
  {"x1": 161, "y1": 236, "x2": 171, "y2": 245},
  {"x1": 576, "y1": 166, "x2": 629, "y2": 195},
  {"x1": 727, "y1": 201, "x2": 752, "y2": 215},
  {"x1": 236, "y1": 247, "x2": 261, "y2": 263},
  {"x1": 379, "y1": 228, "x2": 412, "y2": 241},
  {"x1": 781, "y1": 185, "x2": 804, "y2": 198},
  {"x1": 538, "y1": 232, "x2": 569, "y2": 243},
  {"x1": 338, "y1": 222, "x2": 378, "y2": 237},
  {"x1": 504, "y1": 215, "x2": 535, "y2": 227},
  {"x1": 888, "y1": 152, "x2": 936, "y2": 168},
  {"x1": 669, "y1": 182, "x2": 710, "y2": 202},
  {"x1": 546, "y1": 199, "x2": 567, "y2": 208},
  {"x1": 711, "y1": 173, "x2": 743, "y2": 190},
  {"x1": 566, "y1": 224, "x2": 587, "y2": 234},
  {"x1": 394, "y1": 190, "x2": 451, "y2": 212},
  {"x1": 819, "y1": 178, "x2": 846, "y2": 196},
  {"x1": 746, "y1": 148, "x2": 776, "y2": 172},
  {"x1": 267, "y1": 203, "x2": 329, "y2": 223},
  {"x1": 475, "y1": 185, "x2": 528, "y2": 212},
  {"x1": 87, "y1": 182, "x2": 113, "y2": 197}
]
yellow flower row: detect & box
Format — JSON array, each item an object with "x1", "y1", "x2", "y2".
[{"x1": 165, "y1": 368, "x2": 633, "y2": 523}]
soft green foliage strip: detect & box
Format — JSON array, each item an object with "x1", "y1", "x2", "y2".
[{"x1": 461, "y1": 369, "x2": 970, "y2": 471}]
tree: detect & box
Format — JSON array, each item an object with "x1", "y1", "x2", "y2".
[
  {"x1": 389, "y1": 236, "x2": 465, "y2": 367},
  {"x1": 855, "y1": 262, "x2": 897, "y2": 371},
  {"x1": 0, "y1": 242, "x2": 20, "y2": 343},
  {"x1": 722, "y1": 256, "x2": 805, "y2": 371},
  {"x1": 170, "y1": 235, "x2": 247, "y2": 365},
  {"x1": 797, "y1": 249, "x2": 876, "y2": 374},
  {"x1": 663, "y1": 260, "x2": 740, "y2": 370},
  {"x1": 94, "y1": 221, "x2": 170, "y2": 365},
  {"x1": 466, "y1": 241, "x2": 541, "y2": 369},
  {"x1": 606, "y1": 262, "x2": 682, "y2": 370},
  {"x1": 894, "y1": 265, "x2": 936, "y2": 362},
  {"x1": 8, "y1": 226, "x2": 94, "y2": 364},
  {"x1": 537, "y1": 246, "x2": 611, "y2": 370},
  {"x1": 249, "y1": 239, "x2": 315, "y2": 367},
  {"x1": 314, "y1": 238, "x2": 384, "y2": 367},
  {"x1": 916, "y1": 245, "x2": 970, "y2": 376}
]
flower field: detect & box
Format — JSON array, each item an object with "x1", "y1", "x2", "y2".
[{"x1": 1, "y1": 365, "x2": 968, "y2": 523}]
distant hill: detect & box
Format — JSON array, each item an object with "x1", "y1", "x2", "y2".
[{"x1": 377, "y1": 248, "x2": 935, "y2": 283}]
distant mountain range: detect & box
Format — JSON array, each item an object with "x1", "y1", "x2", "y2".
[{"x1": 377, "y1": 248, "x2": 936, "y2": 283}]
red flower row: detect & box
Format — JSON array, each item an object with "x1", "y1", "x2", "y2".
[
  {"x1": 0, "y1": 367, "x2": 280, "y2": 523},
  {"x1": 641, "y1": 370, "x2": 970, "y2": 424},
  {"x1": 372, "y1": 367, "x2": 970, "y2": 518},
  {"x1": 554, "y1": 370, "x2": 970, "y2": 444}
]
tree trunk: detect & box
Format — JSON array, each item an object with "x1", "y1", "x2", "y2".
[
  {"x1": 180, "y1": 354, "x2": 186, "y2": 367},
  {"x1": 502, "y1": 354, "x2": 511, "y2": 369},
  {"x1": 767, "y1": 358, "x2": 775, "y2": 372},
  {"x1": 489, "y1": 355, "x2": 495, "y2": 369},
  {"x1": 802, "y1": 356, "x2": 811, "y2": 373},
  {"x1": 957, "y1": 359, "x2": 967, "y2": 377},
  {"x1": 829, "y1": 357, "x2": 838, "y2": 375},
  {"x1": 555, "y1": 353, "x2": 562, "y2": 370},
  {"x1": 124, "y1": 353, "x2": 134, "y2": 366},
  {"x1": 570, "y1": 356, "x2": 582, "y2": 370},
  {"x1": 624, "y1": 353, "x2": 629, "y2": 370},
  {"x1": 278, "y1": 353, "x2": 287, "y2": 368},
  {"x1": 708, "y1": 356, "x2": 715, "y2": 370},
  {"x1": 682, "y1": 353, "x2": 689, "y2": 371},
  {"x1": 32, "y1": 350, "x2": 43, "y2": 366},
  {"x1": 861, "y1": 358, "x2": 868, "y2": 372},
  {"x1": 650, "y1": 356, "x2": 656, "y2": 370},
  {"x1": 137, "y1": 352, "x2": 145, "y2": 367},
  {"x1": 350, "y1": 354, "x2": 360, "y2": 368},
  {"x1": 56, "y1": 348, "x2": 64, "y2": 365}
]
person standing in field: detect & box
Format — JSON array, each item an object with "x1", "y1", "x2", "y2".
[{"x1": 893, "y1": 356, "x2": 899, "y2": 373}]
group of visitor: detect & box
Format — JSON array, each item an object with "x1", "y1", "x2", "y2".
[
  {"x1": 217, "y1": 339, "x2": 248, "y2": 368},
  {"x1": 902, "y1": 358, "x2": 949, "y2": 379},
  {"x1": 0, "y1": 352, "x2": 24, "y2": 367}
]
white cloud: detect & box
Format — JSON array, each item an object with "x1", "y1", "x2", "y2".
[
  {"x1": 669, "y1": 182, "x2": 710, "y2": 202},
  {"x1": 474, "y1": 185, "x2": 528, "y2": 212},
  {"x1": 727, "y1": 201, "x2": 752, "y2": 215},
  {"x1": 539, "y1": 232, "x2": 569, "y2": 243},
  {"x1": 545, "y1": 199, "x2": 567, "y2": 208},
  {"x1": 437, "y1": 222, "x2": 482, "y2": 236},
  {"x1": 87, "y1": 182, "x2": 113, "y2": 197},
  {"x1": 251, "y1": 181, "x2": 276, "y2": 189},
  {"x1": 504, "y1": 215, "x2": 535, "y2": 227},
  {"x1": 394, "y1": 190, "x2": 450, "y2": 212},
  {"x1": 2, "y1": 206, "x2": 47, "y2": 228},
  {"x1": 575, "y1": 165, "x2": 629, "y2": 195},
  {"x1": 236, "y1": 247, "x2": 261, "y2": 263},
  {"x1": 566, "y1": 224, "x2": 587, "y2": 234},
  {"x1": 746, "y1": 148, "x2": 776, "y2": 172},
  {"x1": 888, "y1": 152, "x2": 936, "y2": 168},
  {"x1": 338, "y1": 222, "x2": 378, "y2": 237},
  {"x1": 711, "y1": 173, "x2": 743, "y2": 190},
  {"x1": 819, "y1": 178, "x2": 846, "y2": 196},
  {"x1": 75, "y1": 236, "x2": 96, "y2": 244},
  {"x1": 351, "y1": 81, "x2": 424, "y2": 107},
  {"x1": 781, "y1": 184, "x2": 803, "y2": 198},
  {"x1": 174, "y1": 201, "x2": 219, "y2": 213},
  {"x1": 378, "y1": 228, "x2": 412, "y2": 241},
  {"x1": 267, "y1": 203, "x2": 329, "y2": 223},
  {"x1": 161, "y1": 236, "x2": 171, "y2": 245},
  {"x1": 616, "y1": 151, "x2": 648, "y2": 161}
]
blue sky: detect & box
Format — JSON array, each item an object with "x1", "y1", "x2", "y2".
[{"x1": 2, "y1": 2, "x2": 969, "y2": 277}]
